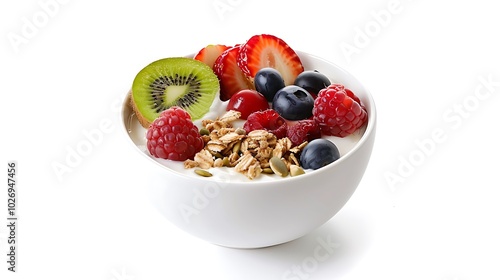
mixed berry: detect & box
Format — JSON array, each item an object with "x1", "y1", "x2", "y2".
[
  {"x1": 254, "y1": 67, "x2": 286, "y2": 102},
  {"x1": 299, "y1": 139, "x2": 341, "y2": 170},
  {"x1": 243, "y1": 109, "x2": 288, "y2": 139},
  {"x1": 313, "y1": 84, "x2": 368, "y2": 137},
  {"x1": 272, "y1": 85, "x2": 315, "y2": 120},
  {"x1": 286, "y1": 120, "x2": 321, "y2": 147},
  {"x1": 226, "y1": 89, "x2": 269, "y2": 119},
  {"x1": 294, "y1": 70, "x2": 331, "y2": 99},
  {"x1": 146, "y1": 106, "x2": 204, "y2": 161},
  {"x1": 141, "y1": 34, "x2": 368, "y2": 178}
]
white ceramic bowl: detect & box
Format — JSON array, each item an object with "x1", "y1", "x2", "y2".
[{"x1": 121, "y1": 51, "x2": 376, "y2": 248}]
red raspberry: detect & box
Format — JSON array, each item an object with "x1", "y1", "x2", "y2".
[
  {"x1": 243, "y1": 109, "x2": 288, "y2": 138},
  {"x1": 313, "y1": 84, "x2": 367, "y2": 137},
  {"x1": 286, "y1": 119, "x2": 322, "y2": 146},
  {"x1": 146, "y1": 106, "x2": 204, "y2": 161},
  {"x1": 345, "y1": 88, "x2": 362, "y2": 107}
]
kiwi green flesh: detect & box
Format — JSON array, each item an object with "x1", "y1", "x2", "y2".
[{"x1": 131, "y1": 57, "x2": 219, "y2": 126}]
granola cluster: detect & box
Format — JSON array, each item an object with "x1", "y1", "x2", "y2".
[{"x1": 184, "y1": 110, "x2": 307, "y2": 179}]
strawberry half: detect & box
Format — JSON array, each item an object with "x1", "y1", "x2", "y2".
[
  {"x1": 194, "y1": 44, "x2": 230, "y2": 69},
  {"x1": 213, "y1": 45, "x2": 254, "y2": 101},
  {"x1": 237, "y1": 34, "x2": 304, "y2": 86}
]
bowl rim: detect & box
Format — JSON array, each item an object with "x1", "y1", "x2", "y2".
[{"x1": 120, "y1": 51, "x2": 376, "y2": 186}]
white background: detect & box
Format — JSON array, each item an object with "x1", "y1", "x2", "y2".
[{"x1": 1, "y1": 0, "x2": 500, "y2": 279}]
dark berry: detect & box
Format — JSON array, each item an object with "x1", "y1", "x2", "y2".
[
  {"x1": 286, "y1": 120, "x2": 322, "y2": 146},
  {"x1": 294, "y1": 70, "x2": 331, "y2": 98},
  {"x1": 226, "y1": 89, "x2": 269, "y2": 119},
  {"x1": 299, "y1": 139, "x2": 340, "y2": 170},
  {"x1": 243, "y1": 109, "x2": 288, "y2": 138},
  {"x1": 254, "y1": 67, "x2": 286, "y2": 102},
  {"x1": 272, "y1": 85, "x2": 314, "y2": 120}
]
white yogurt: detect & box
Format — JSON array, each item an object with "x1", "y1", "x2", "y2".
[{"x1": 127, "y1": 94, "x2": 366, "y2": 182}]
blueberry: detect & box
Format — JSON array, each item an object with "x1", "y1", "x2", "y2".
[
  {"x1": 299, "y1": 139, "x2": 340, "y2": 170},
  {"x1": 254, "y1": 68, "x2": 286, "y2": 102},
  {"x1": 272, "y1": 85, "x2": 314, "y2": 120},
  {"x1": 294, "y1": 70, "x2": 331, "y2": 97}
]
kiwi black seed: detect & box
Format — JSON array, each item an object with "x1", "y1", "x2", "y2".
[{"x1": 131, "y1": 57, "x2": 219, "y2": 128}]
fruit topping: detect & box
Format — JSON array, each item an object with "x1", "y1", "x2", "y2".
[
  {"x1": 312, "y1": 84, "x2": 367, "y2": 137},
  {"x1": 294, "y1": 70, "x2": 331, "y2": 99},
  {"x1": 272, "y1": 85, "x2": 315, "y2": 120},
  {"x1": 299, "y1": 139, "x2": 340, "y2": 170},
  {"x1": 146, "y1": 106, "x2": 204, "y2": 161},
  {"x1": 132, "y1": 34, "x2": 370, "y2": 178},
  {"x1": 131, "y1": 57, "x2": 219, "y2": 128},
  {"x1": 226, "y1": 89, "x2": 269, "y2": 119},
  {"x1": 243, "y1": 109, "x2": 288, "y2": 139},
  {"x1": 286, "y1": 119, "x2": 322, "y2": 146},
  {"x1": 194, "y1": 44, "x2": 231, "y2": 69},
  {"x1": 237, "y1": 34, "x2": 304, "y2": 86},
  {"x1": 213, "y1": 45, "x2": 254, "y2": 101},
  {"x1": 254, "y1": 67, "x2": 286, "y2": 102},
  {"x1": 345, "y1": 87, "x2": 363, "y2": 108}
]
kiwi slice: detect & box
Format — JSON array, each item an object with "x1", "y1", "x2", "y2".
[{"x1": 131, "y1": 57, "x2": 219, "y2": 128}]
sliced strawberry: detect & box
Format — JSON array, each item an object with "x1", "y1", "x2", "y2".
[
  {"x1": 194, "y1": 44, "x2": 230, "y2": 69},
  {"x1": 213, "y1": 45, "x2": 254, "y2": 101},
  {"x1": 237, "y1": 34, "x2": 304, "y2": 86}
]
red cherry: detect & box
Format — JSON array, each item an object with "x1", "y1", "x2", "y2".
[{"x1": 226, "y1": 89, "x2": 269, "y2": 119}]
